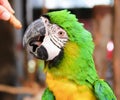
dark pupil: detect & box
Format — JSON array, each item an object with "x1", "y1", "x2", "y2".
[{"x1": 59, "y1": 32, "x2": 63, "y2": 35}]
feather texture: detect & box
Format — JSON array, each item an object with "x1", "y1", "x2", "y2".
[
  {"x1": 41, "y1": 10, "x2": 116, "y2": 100},
  {"x1": 94, "y1": 80, "x2": 116, "y2": 100}
]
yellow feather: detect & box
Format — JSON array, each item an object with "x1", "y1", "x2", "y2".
[{"x1": 46, "y1": 73, "x2": 97, "y2": 100}]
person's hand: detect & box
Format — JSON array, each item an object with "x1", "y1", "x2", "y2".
[
  {"x1": 0, "y1": 0, "x2": 22, "y2": 29},
  {"x1": 0, "y1": 0, "x2": 14, "y2": 20}
]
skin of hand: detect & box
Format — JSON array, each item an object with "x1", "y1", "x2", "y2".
[{"x1": 0, "y1": 0, "x2": 22, "y2": 29}]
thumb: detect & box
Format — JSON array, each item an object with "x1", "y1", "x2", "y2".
[{"x1": 0, "y1": 5, "x2": 10, "y2": 21}]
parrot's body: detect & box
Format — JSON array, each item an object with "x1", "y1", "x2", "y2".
[{"x1": 23, "y1": 10, "x2": 116, "y2": 100}]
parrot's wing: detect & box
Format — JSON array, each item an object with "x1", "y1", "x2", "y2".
[
  {"x1": 42, "y1": 88, "x2": 55, "y2": 100},
  {"x1": 94, "y1": 79, "x2": 116, "y2": 100}
]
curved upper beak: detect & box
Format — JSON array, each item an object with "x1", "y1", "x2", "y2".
[
  {"x1": 23, "y1": 18, "x2": 45, "y2": 47},
  {"x1": 23, "y1": 18, "x2": 46, "y2": 55}
]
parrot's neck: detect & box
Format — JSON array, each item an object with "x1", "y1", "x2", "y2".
[{"x1": 44, "y1": 41, "x2": 98, "y2": 85}]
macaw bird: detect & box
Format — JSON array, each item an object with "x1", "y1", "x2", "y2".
[{"x1": 23, "y1": 10, "x2": 116, "y2": 100}]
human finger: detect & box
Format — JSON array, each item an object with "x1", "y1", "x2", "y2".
[
  {"x1": 9, "y1": 14, "x2": 22, "y2": 29},
  {"x1": 0, "y1": 5, "x2": 10, "y2": 21},
  {"x1": 0, "y1": 5, "x2": 22, "y2": 29},
  {"x1": 0, "y1": 0, "x2": 14, "y2": 14}
]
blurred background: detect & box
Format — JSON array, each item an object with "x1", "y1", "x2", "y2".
[{"x1": 0, "y1": 0, "x2": 120, "y2": 100}]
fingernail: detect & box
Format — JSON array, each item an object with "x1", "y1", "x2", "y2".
[
  {"x1": 11, "y1": 8, "x2": 15, "y2": 14},
  {"x1": 1, "y1": 11, "x2": 10, "y2": 21}
]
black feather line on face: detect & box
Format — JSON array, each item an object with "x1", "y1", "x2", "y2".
[
  {"x1": 48, "y1": 49, "x2": 64, "y2": 68},
  {"x1": 50, "y1": 37, "x2": 61, "y2": 49}
]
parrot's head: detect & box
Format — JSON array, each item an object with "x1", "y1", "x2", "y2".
[
  {"x1": 23, "y1": 15, "x2": 68, "y2": 61},
  {"x1": 23, "y1": 10, "x2": 94, "y2": 64}
]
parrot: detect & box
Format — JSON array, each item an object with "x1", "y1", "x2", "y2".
[{"x1": 23, "y1": 10, "x2": 116, "y2": 100}]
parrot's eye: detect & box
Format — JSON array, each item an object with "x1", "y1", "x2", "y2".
[
  {"x1": 57, "y1": 29, "x2": 68, "y2": 39},
  {"x1": 58, "y1": 31, "x2": 65, "y2": 36}
]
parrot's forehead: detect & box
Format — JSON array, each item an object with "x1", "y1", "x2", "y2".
[
  {"x1": 41, "y1": 16, "x2": 61, "y2": 29},
  {"x1": 40, "y1": 16, "x2": 68, "y2": 37}
]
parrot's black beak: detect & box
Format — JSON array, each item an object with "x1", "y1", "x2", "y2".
[{"x1": 23, "y1": 18, "x2": 46, "y2": 57}]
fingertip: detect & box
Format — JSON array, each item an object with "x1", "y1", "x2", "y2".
[
  {"x1": 10, "y1": 8, "x2": 15, "y2": 14},
  {"x1": 9, "y1": 14, "x2": 22, "y2": 29}
]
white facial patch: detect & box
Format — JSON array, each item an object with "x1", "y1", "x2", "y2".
[
  {"x1": 42, "y1": 36, "x2": 61, "y2": 61},
  {"x1": 40, "y1": 17, "x2": 68, "y2": 61}
]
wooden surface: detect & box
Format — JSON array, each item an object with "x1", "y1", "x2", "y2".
[
  {"x1": 92, "y1": 6, "x2": 113, "y2": 79},
  {"x1": 113, "y1": 0, "x2": 120, "y2": 99}
]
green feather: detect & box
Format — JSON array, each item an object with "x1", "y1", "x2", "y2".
[
  {"x1": 42, "y1": 10, "x2": 117, "y2": 100},
  {"x1": 94, "y1": 79, "x2": 116, "y2": 100},
  {"x1": 42, "y1": 88, "x2": 55, "y2": 100},
  {"x1": 47, "y1": 10, "x2": 98, "y2": 85}
]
